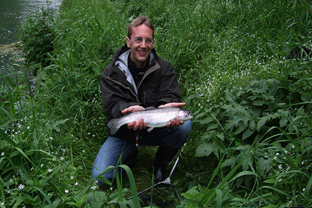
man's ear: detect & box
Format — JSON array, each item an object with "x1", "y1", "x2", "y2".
[{"x1": 126, "y1": 37, "x2": 130, "y2": 48}]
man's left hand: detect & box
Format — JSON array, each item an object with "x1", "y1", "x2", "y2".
[{"x1": 159, "y1": 102, "x2": 186, "y2": 128}]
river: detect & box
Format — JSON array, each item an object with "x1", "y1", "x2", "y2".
[{"x1": 0, "y1": 0, "x2": 62, "y2": 45}]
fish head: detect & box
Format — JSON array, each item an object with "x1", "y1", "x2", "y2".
[{"x1": 178, "y1": 109, "x2": 193, "y2": 120}]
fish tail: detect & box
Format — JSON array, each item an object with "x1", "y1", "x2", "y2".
[{"x1": 107, "y1": 118, "x2": 120, "y2": 135}]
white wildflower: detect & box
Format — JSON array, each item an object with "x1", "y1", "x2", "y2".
[
  {"x1": 1, "y1": 152, "x2": 4, "y2": 156},
  {"x1": 18, "y1": 184, "x2": 25, "y2": 190},
  {"x1": 91, "y1": 186, "x2": 97, "y2": 190},
  {"x1": 75, "y1": 182, "x2": 78, "y2": 186},
  {"x1": 65, "y1": 190, "x2": 69, "y2": 193},
  {"x1": 48, "y1": 169, "x2": 52, "y2": 173}
]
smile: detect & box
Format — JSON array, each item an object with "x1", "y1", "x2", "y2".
[{"x1": 138, "y1": 51, "x2": 147, "y2": 55}]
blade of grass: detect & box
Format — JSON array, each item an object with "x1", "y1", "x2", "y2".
[
  {"x1": 8, "y1": 90, "x2": 16, "y2": 118},
  {"x1": 34, "y1": 186, "x2": 55, "y2": 208},
  {"x1": 115, "y1": 169, "x2": 123, "y2": 205},
  {"x1": 215, "y1": 188, "x2": 223, "y2": 208},
  {"x1": 0, "y1": 176, "x2": 5, "y2": 203},
  {"x1": 305, "y1": 172, "x2": 312, "y2": 196},
  {"x1": 118, "y1": 164, "x2": 140, "y2": 208},
  {"x1": 262, "y1": 185, "x2": 291, "y2": 198}
]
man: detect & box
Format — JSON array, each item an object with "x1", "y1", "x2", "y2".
[{"x1": 92, "y1": 16, "x2": 192, "y2": 188}]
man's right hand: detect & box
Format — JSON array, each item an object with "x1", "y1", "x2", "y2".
[
  {"x1": 121, "y1": 105, "x2": 147, "y2": 131},
  {"x1": 121, "y1": 105, "x2": 145, "y2": 114}
]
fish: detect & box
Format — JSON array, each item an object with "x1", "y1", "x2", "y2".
[{"x1": 107, "y1": 107, "x2": 193, "y2": 135}]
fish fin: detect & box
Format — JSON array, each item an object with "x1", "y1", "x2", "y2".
[
  {"x1": 107, "y1": 118, "x2": 120, "y2": 135},
  {"x1": 147, "y1": 127, "x2": 154, "y2": 133}
]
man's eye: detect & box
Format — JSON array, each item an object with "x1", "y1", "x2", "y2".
[
  {"x1": 134, "y1": 38, "x2": 142, "y2": 43},
  {"x1": 146, "y1": 39, "x2": 152, "y2": 44}
]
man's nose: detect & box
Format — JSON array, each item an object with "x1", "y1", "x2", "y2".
[{"x1": 140, "y1": 41, "x2": 147, "y2": 48}]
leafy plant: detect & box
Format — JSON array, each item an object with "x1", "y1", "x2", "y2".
[{"x1": 19, "y1": 7, "x2": 57, "y2": 74}]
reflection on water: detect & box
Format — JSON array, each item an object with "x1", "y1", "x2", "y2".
[{"x1": 0, "y1": 0, "x2": 61, "y2": 45}]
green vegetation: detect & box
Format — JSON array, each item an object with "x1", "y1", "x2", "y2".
[{"x1": 1, "y1": 0, "x2": 312, "y2": 207}]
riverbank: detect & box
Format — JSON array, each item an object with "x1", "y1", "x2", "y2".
[{"x1": 0, "y1": 42, "x2": 24, "y2": 63}]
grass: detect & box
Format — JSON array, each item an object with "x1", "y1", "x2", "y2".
[{"x1": 1, "y1": 0, "x2": 312, "y2": 207}]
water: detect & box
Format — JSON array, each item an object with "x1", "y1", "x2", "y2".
[{"x1": 0, "y1": 0, "x2": 62, "y2": 45}]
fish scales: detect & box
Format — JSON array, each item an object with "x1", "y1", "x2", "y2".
[{"x1": 107, "y1": 107, "x2": 193, "y2": 135}]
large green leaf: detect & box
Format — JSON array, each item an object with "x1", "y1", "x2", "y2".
[{"x1": 195, "y1": 142, "x2": 218, "y2": 157}]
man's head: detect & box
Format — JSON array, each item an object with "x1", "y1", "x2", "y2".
[
  {"x1": 127, "y1": 16, "x2": 155, "y2": 39},
  {"x1": 126, "y1": 16, "x2": 155, "y2": 68}
]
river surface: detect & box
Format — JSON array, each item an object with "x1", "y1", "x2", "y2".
[{"x1": 0, "y1": 0, "x2": 62, "y2": 45}]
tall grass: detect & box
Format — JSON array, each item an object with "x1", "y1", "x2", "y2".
[{"x1": 1, "y1": 0, "x2": 312, "y2": 206}]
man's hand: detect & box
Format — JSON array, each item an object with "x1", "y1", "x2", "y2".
[
  {"x1": 159, "y1": 102, "x2": 186, "y2": 128},
  {"x1": 121, "y1": 105, "x2": 147, "y2": 131},
  {"x1": 158, "y1": 102, "x2": 186, "y2": 108},
  {"x1": 121, "y1": 105, "x2": 145, "y2": 114}
]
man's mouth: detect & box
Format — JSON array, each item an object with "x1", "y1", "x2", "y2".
[{"x1": 138, "y1": 50, "x2": 147, "y2": 56}]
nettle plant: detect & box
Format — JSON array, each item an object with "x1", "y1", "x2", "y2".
[{"x1": 195, "y1": 71, "x2": 312, "y2": 183}]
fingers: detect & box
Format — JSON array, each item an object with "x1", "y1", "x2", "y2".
[
  {"x1": 159, "y1": 102, "x2": 186, "y2": 108},
  {"x1": 122, "y1": 105, "x2": 145, "y2": 114},
  {"x1": 127, "y1": 119, "x2": 147, "y2": 131},
  {"x1": 166, "y1": 119, "x2": 184, "y2": 128}
]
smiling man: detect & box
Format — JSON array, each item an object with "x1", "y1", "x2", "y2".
[{"x1": 92, "y1": 16, "x2": 192, "y2": 188}]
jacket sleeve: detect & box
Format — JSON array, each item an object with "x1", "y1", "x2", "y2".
[{"x1": 100, "y1": 67, "x2": 142, "y2": 138}]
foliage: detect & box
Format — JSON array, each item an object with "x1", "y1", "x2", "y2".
[
  {"x1": 19, "y1": 8, "x2": 57, "y2": 74},
  {"x1": 192, "y1": 66, "x2": 312, "y2": 206},
  {"x1": 1, "y1": 0, "x2": 312, "y2": 207}
]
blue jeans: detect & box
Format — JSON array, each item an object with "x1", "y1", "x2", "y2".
[{"x1": 91, "y1": 120, "x2": 192, "y2": 188}]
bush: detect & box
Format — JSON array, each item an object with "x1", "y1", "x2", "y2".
[{"x1": 19, "y1": 8, "x2": 57, "y2": 73}]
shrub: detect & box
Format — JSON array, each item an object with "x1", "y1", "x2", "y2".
[{"x1": 19, "y1": 8, "x2": 57, "y2": 73}]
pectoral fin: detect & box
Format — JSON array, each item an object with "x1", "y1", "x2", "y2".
[{"x1": 147, "y1": 127, "x2": 154, "y2": 133}]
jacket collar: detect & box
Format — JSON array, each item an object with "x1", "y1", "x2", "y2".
[{"x1": 112, "y1": 45, "x2": 157, "y2": 95}]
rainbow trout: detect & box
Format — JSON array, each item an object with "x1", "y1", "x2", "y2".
[{"x1": 107, "y1": 107, "x2": 193, "y2": 135}]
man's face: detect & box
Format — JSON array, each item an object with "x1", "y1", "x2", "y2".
[{"x1": 126, "y1": 24, "x2": 154, "y2": 68}]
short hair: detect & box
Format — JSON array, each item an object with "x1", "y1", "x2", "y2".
[{"x1": 128, "y1": 16, "x2": 155, "y2": 39}]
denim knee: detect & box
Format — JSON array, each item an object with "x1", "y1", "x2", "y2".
[{"x1": 164, "y1": 120, "x2": 192, "y2": 149}]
